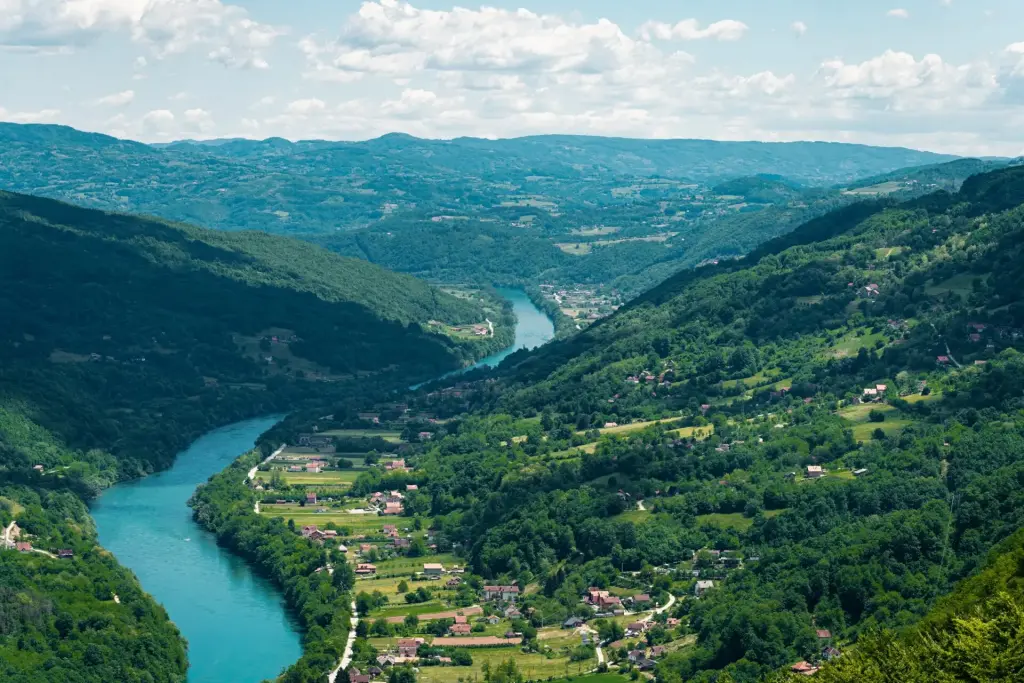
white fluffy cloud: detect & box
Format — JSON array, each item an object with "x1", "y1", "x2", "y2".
[
  {"x1": 0, "y1": 0, "x2": 282, "y2": 68},
  {"x1": 182, "y1": 107, "x2": 214, "y2": 132},
  {"x1": 638, "y1": 19, "x2": 749, "y2": 42},
  {"x1": 817, "y1": 50, "x2": 997, "y2": 111},
  {"x1": 0, "y1": 106, "x2": 61, "y2": 123},
  {"x1": 141, "y1": 108, "x2": 175, "y2": 134},
  {"x1": 887, "y1": 8, "x2": 910, "y2": 19},
  {"x1": 94, "y1": 90, "x2": 135, "y2": 106},
  {"x1": 792, "y1": 21, "x2": 808, "y2": 37},
  {"x1": 299, "y1": 0, "x2": 723, "y2": 84}
]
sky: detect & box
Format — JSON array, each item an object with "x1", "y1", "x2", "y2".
[{"x1": 2, "y1": 0, "x2": 1023, "y2": 155}]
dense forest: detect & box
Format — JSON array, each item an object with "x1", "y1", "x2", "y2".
[
  {"x1": 0, "y1": 191, "x2": 507, "y2": 681},
  {"x1": 265, "y1": 165, "x2": 1024, "y2": 682}
]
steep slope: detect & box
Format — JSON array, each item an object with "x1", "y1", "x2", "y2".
[
  {"x1": 0, "y1": 190, "x2": 511, "y2": 682},
  {"x1": 0, "y1": 190, "x2": 503, "y2": 479},
  {"x1": 266, "y1": 166, "x2": 1024, "y2": 683},
  {"x1": 775, "y1": 527, "x2": 1024, "y2": 682}
]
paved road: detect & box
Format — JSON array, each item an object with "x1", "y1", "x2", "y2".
[
  {"x1": 248, "y1": 444, "x2": 285, "y2": 481},
  {"x1": 328, "y1": 599, "x2": 359, "y2": 683}
]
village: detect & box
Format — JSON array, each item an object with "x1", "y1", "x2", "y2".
[{"x1": 537, "y1": 284, "x2": 623, "y2": 330}]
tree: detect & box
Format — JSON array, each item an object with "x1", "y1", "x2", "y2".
[
  {"x1": 398, "y1": 580, "x2": 409, "y2": 593},
  {"x1": 404, "y1": 614, "x2": 419, "y2": 630}
]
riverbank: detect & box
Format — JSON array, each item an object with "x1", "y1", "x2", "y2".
[
  {"x1": 189, "y1": 447, "x2": 354, "y2": 683},
  {"x1": 178, "y1": 289, "x2": 555, "y2": 682},
  {"x1": 92, "y1": 417, "x2": 303, "y2": 683}
]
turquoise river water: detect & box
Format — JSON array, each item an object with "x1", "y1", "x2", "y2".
[{"x1": 90, "y1": 289, "x2": 554, "y2": 682}]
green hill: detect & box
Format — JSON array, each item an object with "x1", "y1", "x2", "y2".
[
  {"x1": 0, "y1": 190, "x2": 512, "y2": 682},
  {"x1": 0, "y1": 190, "x2": 503, "y2": 479},
  {"x1": 264, "y1": 165, "x2": 1024, "y2": 682},
  {"x1": 0, "y1": 123, "x2": 961, "y2": 296}
]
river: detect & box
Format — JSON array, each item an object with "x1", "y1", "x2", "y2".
[{"x1": 90, "y1": 289, "x2": 554, "y2": 682}]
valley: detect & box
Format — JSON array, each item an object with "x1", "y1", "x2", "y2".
[{"x1": 1, "y1": 124, "x2": 1023, "y2": 683}]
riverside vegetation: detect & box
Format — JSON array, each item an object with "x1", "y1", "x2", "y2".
[
  {"x1": 232, "y1": 165, "x2": 1024, "y2": 682},
  {"x1": 0, "y1": 191, "x2": 507, "y2": 682}
]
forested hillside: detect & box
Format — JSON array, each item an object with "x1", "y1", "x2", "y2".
[
  {"x1": 265, "y1": 165, "x2": 1024, "y2": 683},
  {"x1": 0, "y1": 123, "x2": 960, "y2": 296},
  {"x1": 0, "y1": 190, "x2": 508, "y2": 477},
  {"x1": 0, "y1": 191, "x2": 505, "y2": 682}
]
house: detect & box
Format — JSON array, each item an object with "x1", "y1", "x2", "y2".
[
  {"x1": 876, "y1": 384, "x2": 888, "y2": 392},
  {"x1": 338, "y1": 544, "x2": 349, "y2": 553},
  {"x1": 636, "y1": 658, "x2": 657, "y2": 671},
  {"x1": 406, "y1": 484, "x2": 418, "y2": 491},
  {"x1": 454, "y1": 615, "x2": 468, "y2": 624},
  {"x1": 628, "y1": 650, "x2": 647, "y2": 664},
  {"x1": 368, "y1": 666, "x2": 383, "y2": 677},
  {"x1": 806, "y1": 465, "x2": 824, "y2": 479},
  {"x1": 32, "y1": 464, "x2": 44, "y2": 471},
  {"x1": 632, "y1": 594, "x2": 651, "y2": 606},
  {"x1": 15, "y1": 542, "x2": 32, "y2": 552},
  {"x1": 376, "y1": 655, "x2": 397, "y2": 667},
  {"x1": 306, "y1": 492, "x2": 317, "y2": 505},
  {"x1": 822, "y1": 646, "x2": 842, "y2": 661},
  {"x1": 323, "y1": 530, "x2": 338, "y2": 539},
  {"x1": 305, "y1": 463, "x2": 321, "y2": 474},
  {"x1": 385, "y1": 459, "x2": 406, "y2": 471},
  {"x1": 937, "y1": 355, "x2": 951, "y2": 364},
  {"x1": 446, "y1": 577, "x2": 462, "y2": 588},
  {"x1": 563, "y1": 616, "x2": 585, "y2": 629},
  {"x1": 666, "y1": 618, "x2": 681, "y2": 627},
  {"x1": 393, "y1": 538, "x2": 410, "y2": 549},
  {"x1": 359, "y1": 543, "x2": 372, "y2": 553},
  {"x1": 816, "y1": 629, "x2": 832, "y2": 639},
  {"x1": 790, "y1": 661, "x2": 819, "y2": 676},
  {"x1": 449, "y1": 623, "x2": 472, "y2": 635},
  {"x1": 596, "y1": 594, "x2": 622, "y2": 610},
  {"x1": 483, "y1": 584, "x2": 520, "y2": 601},
  {"x1": 288, "y1": 465, "x2": 303, "y2": 472},
  {"x1": 626, "y1": 622, "x2": 648, "y2": 635},
  {"x1": 355, "y1": 563, "x2": 377, "y2": 575},
  {"x1": 695, "y1": 580, "x2": 715, "y2": 597},
  {"x1": 382, "y1": 525, "x2": 398, "y2": 536},
  {"x1": 853, "y1": 468, "x2": 869, "y2": 477},
  {"x1": 301, "y1": 525, "x2": 319, "y2": 538},
  {"x1": 604, "y1": 422, "x2": 618, "y2": 428},
  {"x1": 351, "y1": 675, "x2": 372, "y2": 683},
  {"x1": 486, "y1": 615, "x2": 501, "y2": 625},
  {"x1": 650, "y1": 646, "x2": 668, "y2": 659},
  {"x1": 423, "y1": 563, "x2": 444, "y2": 576},
  {"x1": 396, "y1": 639, "x2": 421, "y2": 658},
  {"x1": 504, "y1": 607, "x2": 521, "y2": 619},
  {"x1": 383, "y1": 502, "x2": 403, "y2": 515}
]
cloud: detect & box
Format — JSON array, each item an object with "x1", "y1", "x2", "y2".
[
  {"x1": 816, "y1": 50, "x2": 997, "y2": 111},
  {"x1": 0, "y1": 0, "x2": 283, "y2": 68},
  {"x1": 638, "y1": 19, "x2": 750, "y2": 42},
  {"x1": 141, "y1": 108, "x2": 175, "y2": 135},
  {"x1": 94, "y1": 90, "x2": 135, "y2": 107},
  {"x1": 0, "y1": 106, "x2": 61, "y2": 123},
  {"x1": 285, "y1": 98, "x2": 327, "y2": 115},
  {"x1": 887, "y1": 9, "x2": 910, "y2": 19},
  {"x1": 300, "y1": 1, "x2": 686, "y2": 83},
  {"x1": 182, "y1": 107, "x2": 214, "y2": 133},
  {"x1": 792, "y1": 21, "x2": 808, "y2": 37}
]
